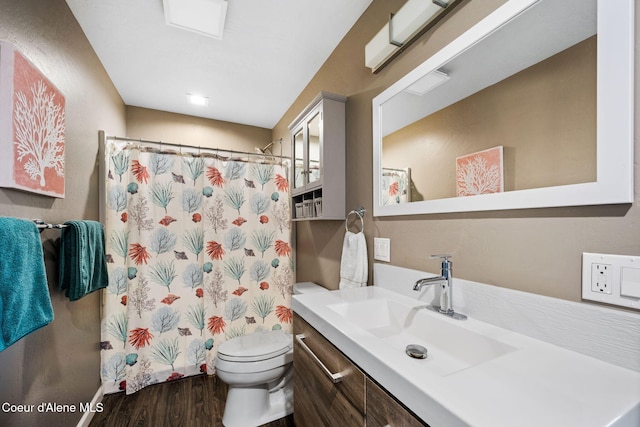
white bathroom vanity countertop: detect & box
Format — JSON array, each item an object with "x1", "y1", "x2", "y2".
[{"x1": 292, "y1": 286, "x2": 640, "y2": 427}]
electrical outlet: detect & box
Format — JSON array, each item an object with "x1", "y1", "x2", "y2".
[
  {"x1": 591, "y1": 263, "x2": 612, "y2": 294},
  {"x1": 582, "y1": 252, "x2": 640, "y2": 310}
]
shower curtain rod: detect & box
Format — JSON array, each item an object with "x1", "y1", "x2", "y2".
[{"x1": 106, "y1": 135, "x2": 289, "y2": 160}]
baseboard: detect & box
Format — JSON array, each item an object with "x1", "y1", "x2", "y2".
[{"x1": 76, "y1": 386, "x2": 103, "y2": 427}]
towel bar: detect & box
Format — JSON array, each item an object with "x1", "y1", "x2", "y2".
[{"x1": 33, "y1": 219, "x2": 68, "y2": 231}]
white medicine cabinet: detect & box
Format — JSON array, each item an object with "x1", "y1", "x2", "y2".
[{"x1": 289, "y1": 91, "x2": 346, "y2": 220}]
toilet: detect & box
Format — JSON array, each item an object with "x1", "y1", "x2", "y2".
[{"x1": 216, "y1": 282, "x2": 327, "y2": 427}]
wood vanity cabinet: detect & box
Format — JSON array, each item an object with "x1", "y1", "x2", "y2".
[
  {"x1": 293, "y1": 313, "x2": 428, "y2": 427},
  {"x1": 366, "y1": 378, "x2": 428, "y2": 427},
  {"x1": 289, "y1": 91, "x2": 346, "y2": 221},
  {"x1": 293, "y1": 314, "x2": 365, "y2": 426}
]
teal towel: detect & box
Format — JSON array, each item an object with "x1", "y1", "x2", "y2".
[
  {"x1": 0, "y1": 217, "x2": 54, "y2": 352},
  {"x1": 58, "y1": 220, "x2": 109, "y2": 301}
]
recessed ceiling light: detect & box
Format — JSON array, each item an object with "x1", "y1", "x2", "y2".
[
  {"x1": 187, "y1": 94, "x2": 209, "y2": 106},
  {"x1": 163, "y1": 0, "x2": 228, "y2": 40}
]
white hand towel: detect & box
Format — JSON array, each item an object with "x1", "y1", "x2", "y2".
[{"x1": 339, "y1": 231, "x2": 368, "y2": 289}]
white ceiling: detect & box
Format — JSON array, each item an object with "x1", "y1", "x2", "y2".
[{"x1": 65, "y1": 0, "x2": 372, "y2": 129}]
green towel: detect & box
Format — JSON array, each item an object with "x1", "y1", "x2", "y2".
[
  {"x1": 0, "y1": 217, "x2": 54, "y2": 351},
  {"x1": 58, "y1": 220, "x2": 109, "y2": 301}
]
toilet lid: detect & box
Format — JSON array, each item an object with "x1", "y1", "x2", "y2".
[{"x1": 217, "y1": 330, "x2": 292, "y2": 362}]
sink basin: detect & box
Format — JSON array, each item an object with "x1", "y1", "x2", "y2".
[
  {"x1": 328, "y1": 297, "x2": 421, "y2": 337},
  {"x1": 328, "y1": 296, "x2": 516, "y2": 376}
]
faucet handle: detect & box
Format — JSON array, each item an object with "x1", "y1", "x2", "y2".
[{"x1": 431, "y1": 254, "x2": 452, "y2": 274}]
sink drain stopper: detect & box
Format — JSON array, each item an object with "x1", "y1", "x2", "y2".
[{"x1": 405, "y1": 344, "x2": 428, "y2": 359}]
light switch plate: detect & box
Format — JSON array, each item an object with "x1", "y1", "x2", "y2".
[
  {"x1": 582, "y1": 252, "x2": 640, "y2": 309},
  {"x1": 374, "y1": 237, "x2": 391, "y2": 262}
]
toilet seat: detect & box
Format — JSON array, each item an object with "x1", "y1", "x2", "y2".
[{"x1": 217, "y1": 330, "x2": 292, "y2": 362}]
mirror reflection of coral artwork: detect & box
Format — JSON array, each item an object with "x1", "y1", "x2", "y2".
[
  {"x1": 0, "y1": 42, "x2": 65, "y2": 198},
  {"x1": 456, "y1": 146, "x2": 503, "y2": 197}
]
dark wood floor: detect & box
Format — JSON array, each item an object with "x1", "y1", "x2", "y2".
[{"x1": 89, "y1": 374, "x2": 295, "y2": 427}]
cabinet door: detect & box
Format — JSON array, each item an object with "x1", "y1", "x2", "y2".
[
  {"x1": 293, "y1": 314, "x2": 365, "y2": 427},
  {"x1": 366, "y1": 378, "x2": 428, "y2": 427},
  {"x1": 293, "y1": 127, "x2": 305, "y2": 191},
  {"x1": 306, "y1": 110, "x2": 322, "y2": 189}
]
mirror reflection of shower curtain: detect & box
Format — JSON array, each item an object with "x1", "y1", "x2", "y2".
[
  {"x1": 381, "y1": 167, "x2": 411, "y2": 205},
  {"x1": 101, "y1": 139, "x2": 293, "y2": 395}
]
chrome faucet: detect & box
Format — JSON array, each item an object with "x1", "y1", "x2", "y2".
[{"x1": 414, "y1": 254, "x2": 467, "y2": 320}]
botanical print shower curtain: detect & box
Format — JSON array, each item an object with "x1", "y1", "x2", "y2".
[
  {"x1": 381, "y1": 167, "x2": 411, "y2": 205},
  {"x1": 101, "y1": 140, "x2": 293, "y2": 395}
]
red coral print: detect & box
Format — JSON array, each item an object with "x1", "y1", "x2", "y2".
[
  {"x1": 206, "y1": 241, "x2": 225, "y2": 260},
  {"x1": 128, "y1": 328, "x2": 154, "y2": 350},
  {"x1": 120, "y1": 212, "x2": 128, "y2": 223},
  {"x1": 388, "y1": 181, "x2": 399, "y2": 196},
  {"x1": 232, "y1": 217, "x2": 247, "y2": 226},
  {"x1": 130, "y1": 243, "x2": 152, "y2": 265},
  {"x1": 199, "y1": 364, "x2": 207, "y2": 373},
  {"x1": 121, "y1": 295, "x2": 127, "y2": 306},
  {"x1": 159, "y1": 215, "x2": 177, "y2": 226},
  {"x1": 206, "y1": 166, "x2": 225, "y2": 187},
  {"x1": 192, "y1": 213, "x2": 202, "y2": 223},
  {"x1": 119, "y1": 381, "x2": 126, "y2": 391},
  {"x1": 275, "y1": 306, "x2": 293, "y2": 324},
  {"x1": 259, "y1": 282, "x2": 269, "y2": 290},
  {"x1": 167, "y1": 372, "x2": 184, "y2": 381},
  {"x1": 131, "y1": 160, "x2": 149, "y2": 184},
  {"x1": 232, "y1": 286, "x2": 248, "y2": 296},
  {"x1": 274, "y1": 240, "x2": 291, "y2": 257},
  {"x1": 208, "y1": 316, "x2": 226, "y2": 335},
  {"x1": 274, "y1": 174, "x2": 288, "y2": 192},
  {"x1": 259, "y1": 215, "x2": 269, "y2": 224},
  {"x1": 195, "y1": 288, "x2": 203, "y2": 298},
  {"x1": 161, "y1": 294, "x2": 181, "y2": 305}
]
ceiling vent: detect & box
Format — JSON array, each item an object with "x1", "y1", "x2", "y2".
[{"x1": 163, "y1": 0, "x2": 228, "y2": 39}]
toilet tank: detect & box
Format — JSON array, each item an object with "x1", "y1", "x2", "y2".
[{"x1": 293, "y1": 282, "x2": 328, "y2": 295}]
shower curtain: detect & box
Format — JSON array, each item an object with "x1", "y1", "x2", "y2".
[{"x1": 100, "y1": 139, "x2": 293, "y2": 395}]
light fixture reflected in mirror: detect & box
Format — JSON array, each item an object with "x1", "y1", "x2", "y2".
[
  {"x1": 405, "y1": 69, "x2": 450, "y2": 95},
  {"x1": 365, "y1": 0, "x2": 462, "y2": 73}
]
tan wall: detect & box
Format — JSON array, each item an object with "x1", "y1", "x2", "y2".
[
  {"x1": 274, "y1": 0, "x2": 640, "y2": 306},
  {"x1": 0, "y1": 0, "x2": 126, "y2": 426},
  {"x1": 126, "y1": 106, "x2": 272, "y2": 153}
]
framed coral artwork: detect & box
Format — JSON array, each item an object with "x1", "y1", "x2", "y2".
[
  {"x1": 456, "y1": 146, "x2": 503, "y2": 197},
  {"x1": 0, "y1": 42, "x2": 65, "y2": 198}
]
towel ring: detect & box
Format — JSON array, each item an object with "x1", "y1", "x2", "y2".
[{"x1": 345, "y1": 209, "x2": 364, "y2": 233}]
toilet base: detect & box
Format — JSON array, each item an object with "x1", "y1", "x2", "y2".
[{"x1": 221, "y1": 369, "x2": 293, "y2": 427}]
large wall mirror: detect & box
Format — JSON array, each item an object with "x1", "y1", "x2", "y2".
[{"x1": 372, "y1": 0, "x2": 634, "y2": 216}]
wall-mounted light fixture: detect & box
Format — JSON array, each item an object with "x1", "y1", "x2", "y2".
[{"x1": 365, "y1": 0, "x2": 462, "y2": 73}]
